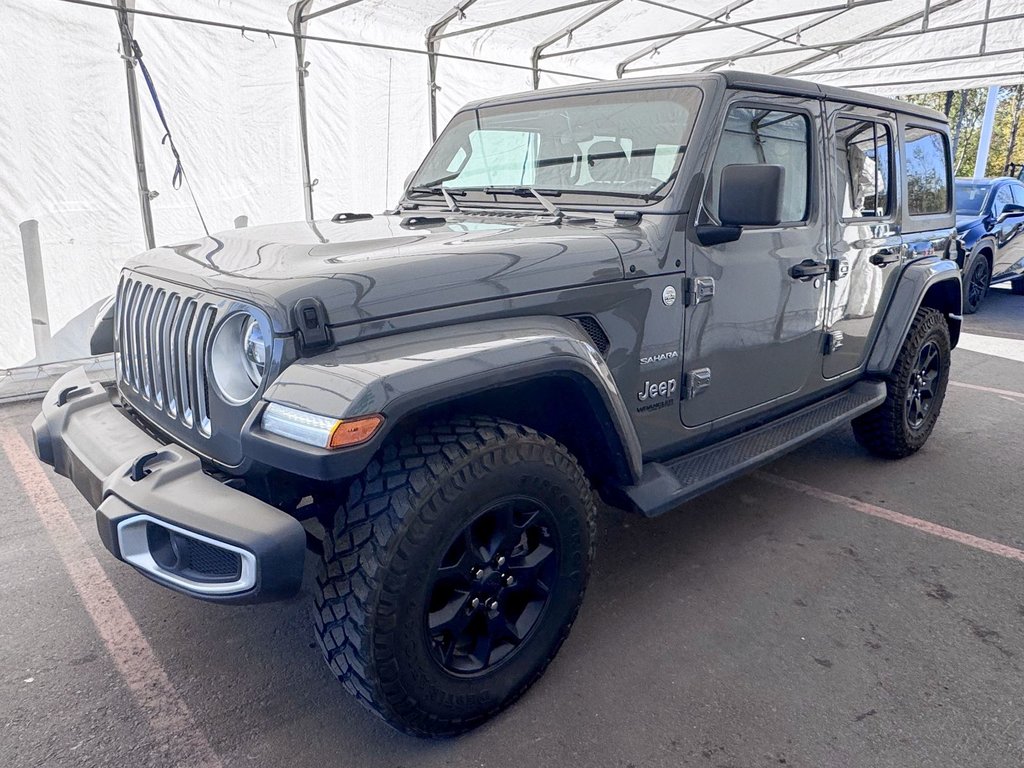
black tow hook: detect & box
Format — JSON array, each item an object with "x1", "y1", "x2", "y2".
[
  {"x1": 57, "y1": 385, "x2": 89, "y2": 406},
  {"x1": 129, "y1": 451, "x2": 161, "y2": 482}
]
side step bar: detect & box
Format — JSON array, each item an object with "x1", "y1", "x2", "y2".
[{"x1": 622, "y1": 381, "x2": 887, "y2": 518}]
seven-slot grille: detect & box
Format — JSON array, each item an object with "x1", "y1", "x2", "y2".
[{"x1": 116, "y1": 275, "x2": 217, "y2": 437}]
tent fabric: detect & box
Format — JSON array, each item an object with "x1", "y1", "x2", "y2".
[{"x1": 1, "y1": 0, "x2": 1022, "y2": 375}]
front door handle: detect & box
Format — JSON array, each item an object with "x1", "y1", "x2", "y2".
[{"x1": 789, "y1": 259, "x2": 828, "y2": 279}]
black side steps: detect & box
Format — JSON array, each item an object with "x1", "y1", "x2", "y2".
[{"x1": 622, "y1": 381, "x2": 886, "y2": 518}]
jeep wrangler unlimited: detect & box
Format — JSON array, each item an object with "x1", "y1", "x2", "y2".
[{"x1": 34, "y1": 72, "x2": 961, "y2": 736}]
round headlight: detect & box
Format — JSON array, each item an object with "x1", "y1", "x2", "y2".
[
  {"x1": 241, "y1": 316, "x2": 266, "y2": 386},
  {"x1": 210, "y1": 312, "x2": 266, "y2": 405}
]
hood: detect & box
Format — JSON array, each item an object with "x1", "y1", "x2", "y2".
[
  {"x1": 955, "y1": 214, "x2": 986, "y2": 232},
  {"x1": 126, "y1": 213, "x2": 628, "y2": 332}
]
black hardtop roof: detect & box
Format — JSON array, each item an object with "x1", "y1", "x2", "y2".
[{"x1": 463, "y1": 70, "x2": 946, "y2": 124}]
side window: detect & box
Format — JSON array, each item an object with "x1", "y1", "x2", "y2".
[
  {"x1": 835, "y1": 117, "x2": 892, "y2": 219},
  {"x1": 992, "y1": 185, "x2": 1014, "y2": 217},
  {"x1": 904, "y1": 126, "x2": 950, "y2": 215},
  {"x1": 707, "y1": 106, "x2": 810, "y2": 224},
  {"x1": 1012, "y1": 184, "x2": 1024, "y2": 207}
]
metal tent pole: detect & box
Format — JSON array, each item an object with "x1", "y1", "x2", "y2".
[
  {"x1": 20, "y1": 220, "x2": 53, "y2": 362},
  {"x1": 974, "y1": 85, "x2": 1001, "y2": 178},
  {"x1": 289, "y1": 0, "x2": 316, "y2": 222},
  {"x1": 426, "y1": 1, "x2": 477, "y2": 142},
  {"x1": 113, "y1": 0, "x2": 156, "y2": 250},
  {"x1": 531, "y1": 0, "x2": 623, "y2": 90}
]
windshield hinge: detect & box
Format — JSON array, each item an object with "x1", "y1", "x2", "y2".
[{"x1": 684, "y1": 276, "x2": 715, "y2": 306}]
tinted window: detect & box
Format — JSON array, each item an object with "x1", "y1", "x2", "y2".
[
  {"x1": 707, "y1": 107, "x2": 810, "y2": 223},
  {"x1": 955, "y1": 181, "x2": 991, "y2": 215},
  {"x1": 904, "y1": 127, "x2": 950, "y2": 215},
  {"x1": 993, "y1": 185, "x2": 1014, "y2": 217},
  {"x1": 1011, "y1": 183, "x2": 1024, "y2": 207},
  {"x1": 836, "y1": 117, "x2": 891, "y2": 218}
]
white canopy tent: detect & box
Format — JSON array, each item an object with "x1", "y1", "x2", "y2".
[{"x1": 2, "y1": 0, "x2": 1023, "y2": 396}]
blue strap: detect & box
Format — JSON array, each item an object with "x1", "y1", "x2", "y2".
[{"x1": 121, "y1": 21, "x2": 209, "y2": 235}]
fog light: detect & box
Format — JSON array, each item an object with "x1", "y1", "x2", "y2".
[{"x1": 261, "y1": 403, "x2": 383, "y2": 449}]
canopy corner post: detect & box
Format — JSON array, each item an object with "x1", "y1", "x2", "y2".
[
  {"x1": 427, "y1": 1, "x2": 477, "y2": 142},
  {"x1": 974, "y1": 85, "x2": 1001, "y2": 178},
  {"x1": 112, "y1": 0, "x2": 156, "y2": 250},
  {"x1": 289, "y1": 0, "x2": 316, "y2": 222}
]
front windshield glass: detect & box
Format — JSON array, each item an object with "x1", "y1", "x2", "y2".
[
  {"x1": 408, "y1": 87, "x2": 703, "y2": 206},
  {"x1": 955, "y1": 181, "x2": 991, "y2": 215}
]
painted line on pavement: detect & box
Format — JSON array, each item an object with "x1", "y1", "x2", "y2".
[
  {"x1": 0, "y1": 427, "x2": 223, "y2": 768},
  {"x1": 950, "y1": 380, "x2": 1024, "y2": 401},
  {"x1": 754, "y1": 471, "x2": 1024, "y2": 564},
  {"x1": 956, "y1": 332, "x2": 1024, "y2": 364}
]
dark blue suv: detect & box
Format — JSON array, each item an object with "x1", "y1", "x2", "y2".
[{"x1": 955, "y1": 177, "x2": 1024, "y2": 312}]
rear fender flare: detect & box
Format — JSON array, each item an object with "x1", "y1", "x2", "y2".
[{"x1": 867, "y1": 257, "x2": 962, "y2": 375}]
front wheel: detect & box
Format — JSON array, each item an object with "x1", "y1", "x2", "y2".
[
  {"x1": 962, "y1": 251, "x2": 991, "y2": 313},
  {"x1": 852, "y1": 307, "x2": 950, "y2": 459},
  {"x1": 314, "y1": 417, "x2": 596, "y2": 736}
]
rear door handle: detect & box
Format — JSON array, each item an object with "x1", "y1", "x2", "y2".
[
  {"x1": 870, "y1": 248, "x2": 903, "y2": 267},
  {"x1": 789, "y1": 259, "x2": 828, "y2": 279}
]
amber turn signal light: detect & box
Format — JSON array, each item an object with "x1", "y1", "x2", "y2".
[{"x1": 328, "y1": 414, "x2": 385, "y2": 449}]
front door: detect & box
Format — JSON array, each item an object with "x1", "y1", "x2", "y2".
[
  {"x1": 822, "y1": 103, "x2": 904, "y2": 378},
  {"x1": 992, "y1": 182, "x2": 1024, "y2": 278},
  {"x1": 682, "y1": 95, "x2": 828, "y2": 428}
]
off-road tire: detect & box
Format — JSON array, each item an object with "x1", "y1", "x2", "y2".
[
  {"x1": 314, "y1": 417, "x2": 597, "y2": 737},
  {"x1": 852, "y1": 307, "x2": 950, "y2": 459},
  {"x1": 1011, "y1": 277, "x2": 1024, "y2": 295},
  {"x1": 962, "y1": 250, "x2": 990, "y2": 314}
]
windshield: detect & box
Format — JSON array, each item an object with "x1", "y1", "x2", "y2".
[
  {"x1": 955, "y1": 181, "x2": 991, "y2": 215},
  {"x1": 408, "y1": 87, "x2": 703, "y2": 206}
]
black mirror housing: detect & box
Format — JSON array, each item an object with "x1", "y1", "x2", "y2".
[{"x1": 719, "y1": 164, "x2": 785, "y2": 227}]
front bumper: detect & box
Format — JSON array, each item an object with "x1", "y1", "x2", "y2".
[{"x1": 32, "y1": 368, "x2": 306, "y2": 603}]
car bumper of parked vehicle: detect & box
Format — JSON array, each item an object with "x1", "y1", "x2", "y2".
[{"x1": 31, "y1": 367, "x2": 307, "y2": 604}]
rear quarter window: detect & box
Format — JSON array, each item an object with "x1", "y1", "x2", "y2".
[{"x1": 904, "y1": 126, "x2": 951, "y2": 216}]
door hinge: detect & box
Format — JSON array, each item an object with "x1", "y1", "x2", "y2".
[
  {"x1": 683, "y1": 367, "x2": 712, "y2": 399},
  {"x1": 828, "y1": 257, "x2": 850, "y2": 281},
  {"x1": 824, "y1": 330, "x2": 844, "y2": 354},
  {"x1": 685, "y1": 276, "x2": 715, "y2": 306}
]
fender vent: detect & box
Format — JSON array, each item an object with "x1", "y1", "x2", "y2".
[{"x1": 569, "y1": 315, "x2": 610, "y2": 356}]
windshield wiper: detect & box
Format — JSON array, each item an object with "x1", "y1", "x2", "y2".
[
  {"x1": 408, "y1": 185, "x2": 466, "y2": 212},
  {"x1": 482, "y1": 186, "x2": 564, "y2": 220}
]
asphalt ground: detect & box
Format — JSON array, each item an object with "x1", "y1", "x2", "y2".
[{"x1": 3, "y1": 286, "x2": 1024, "y2": 768}]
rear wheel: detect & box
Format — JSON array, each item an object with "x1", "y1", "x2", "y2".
[
  {"x1": 314, "y1": 417, "x2": 596, "y2": 736},
  {"x1": 962, "y1": 251, "x2": 991, "y2": 313},
  {"x1": 852, "y1": 307, "x2": 950, "y2": 459}
]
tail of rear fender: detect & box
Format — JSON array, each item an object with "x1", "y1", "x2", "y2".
[
  {"x1": 867, "y1": 257, "x2": 962, "y2": 375},
  {"x1": 243, "y1": 316, "x2": 644, "y2": 488}
]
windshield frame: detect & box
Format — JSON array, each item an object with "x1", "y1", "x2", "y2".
[{"x1": 403, "y1": 84, "x2": 705, "y2": 212}]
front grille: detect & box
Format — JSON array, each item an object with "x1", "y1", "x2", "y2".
[{"x1": 116, "y1": 275, "x2": 217, "y2": 437}]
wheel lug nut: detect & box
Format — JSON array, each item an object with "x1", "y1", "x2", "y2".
[
  {"x1": 496, "y1": 556, "x2": 506, "y2": 567},
  {"x1": 470, "y1": 597, "x2": 480, "y2": 610},
  {"x1": 504, "y1": 575, "x2": 514, "y2": 586},
  {"x1": 485, "y1": 598, "x2": 498, "y2": 611}
]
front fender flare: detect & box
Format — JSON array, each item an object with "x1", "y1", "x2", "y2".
[
  {"x1": 867, "y1": 257, "x2": 962, "y2": 375},
  {"x1": 242, "y1": 317, "x2": 643, "y2": 484}
]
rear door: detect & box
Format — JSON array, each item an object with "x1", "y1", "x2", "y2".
[
  {"x1": 993, "y1": 182, "x2": 1024, "y2": 277},
  {"x1": 682, "y1": 94, "x2": 828, "y2": 427},
  {"x1": 822, "y1": 103, "x2": 903, "y2": 379}
]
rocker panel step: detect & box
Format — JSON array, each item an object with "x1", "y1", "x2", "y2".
[{"x1": 624, "y1": 380, "x2": 887, "y2": 518}]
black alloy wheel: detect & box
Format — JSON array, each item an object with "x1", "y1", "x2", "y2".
[
  {"x1": 426, "y1": 497, "x2": 559, "y2": 676},
  {"x1": 905, "y1": 340, "x2": 941, "y2": 431},
  {"x1": 965, "y1": 255, "x2": 990, "y2": 312}
]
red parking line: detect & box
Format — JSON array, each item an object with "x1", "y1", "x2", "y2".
[
  {"x1": 0, "y1": 427, "x2": 223, "y2": 768},
  {"x1": 755, "y1": 471, "x2": 1024, "y2": 564},
  {"x1": 950, "y1": 380, "x2": 1024, "y2": 401}
]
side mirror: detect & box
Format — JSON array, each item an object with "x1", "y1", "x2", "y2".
[
  {"x1": 996, "y1": 203, "x2": 1024, "y2": 224},
  {"x1": 696, "y1": 164, "x2": 785, "y2": 246}
]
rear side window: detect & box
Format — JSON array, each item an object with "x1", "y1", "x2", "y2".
[
  {"x1": 904, "y1": 127, "x2": 950, "y2": 215},
  {"x1": 835, "y1": 117, "x2": 892, "y2": 219},
  {"x1": 707, "y1": 106, "x2": 810, "y2": 223},
  {"x1": 1011, "y1": 183, "x2": 1024, "y2": 207}
]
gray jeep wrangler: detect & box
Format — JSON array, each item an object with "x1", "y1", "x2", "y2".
[{"x1": 33, "y1": 71, "x2": 962, "y2": 736}]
